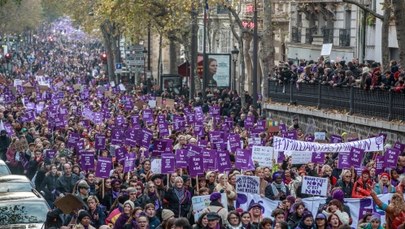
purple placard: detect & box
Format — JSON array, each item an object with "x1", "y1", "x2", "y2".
[
  {"x1": 142, "y1": 109, "x2": 154, "y2": 125},
  {"x1": 161, "y1": 153, "x2": 176, "y2": 174},
  {"x1": 194, "y1": 122, "x2": 204, "y2": 137},
  {"x1": 173, "y1": 115, "x2": 186, "y2": 131},
  {"x1": 311, "y1": 152, "x2": 325, "y2": 164},
  {"x1": 194, "y1": 106, "x2": 204, "y2": 122},
  {"x1": 93, "y1": 112, "x2": 104, "y2": 124},
  {"x1": 131, "y1": 115, "x2": 140, "y2": 126},
  {"x1": 124, "y1": 128, "x2": 138, "y2": 147},
  {"x1": 75, "y1": 139, "x2": 85, "y2": 152},
  {"x1": 384, "y1": 148, "x2": 400, "y2": 168},
  {"x1": 209, "y1": 105, "x2": 220, "y2": 116},
  {"x1": 95, "y1": 134, "x2": 106, "y2": 150},
  {"x1": 330, "y1": 134, "x2": 343, "y2": 143},
  {"x1": 305, "y1": 135, "x2": 315, "y2": 142},
  {"x1": 210, "y1": 131, "x2": 224, "y2": 144},
  {"x1": 284, "y1": 130, "x2": 297, "y2": 140},
  {"x1": 337, "y1": 152, "x2": 351, "y2": 169},
  {"x1": 235, "y1": 149, "x2": 254, "y2": 170},
  {"x1": 124, "y1": 153, "x2": 136, "y2": 173},
  {"x1": 95, "y1": 157, "x2": 112, "y2": 178},
  {"x1": 256, "y1": 120, "x2": 266, "y2": 131},
  {"x1": 349, "y1": 147, "x2": 365, "y2": 167},
  {"x1": 228, "y1": 134, "x2": 241, "y2": 152},
  {"x1": 45, "y1": 149, "x2": 57, "y2": 160},
  {"x1": 115, "y1": 147, "x2": 128, "y2": 164},
  {"x1": 152, "y1": 140, "x2": 167, "y2": 157},
  {"x1": 394, "y1": 142, "x2": 405, "y2": 153},
  {"x1": 217, "y1": 150, "x2": 232, "y2": 172},
  {"x1": 140, "y1": 128, "x2": 153, "y2": 148},
  {"x1": 277, "y1": 151, "x2": 285, "y2": 163},
  {"x1": 279, "y1": 123, "x2": 287, "y2": 133},
  {"x1": 185, "y1": 111, "x2": 195, "y2": 125},
  {"x1": 198, "y1": 139, "x2": 208, "y2": 148},
  {"x1": 115, "y1": 115, "x2": 126, "y2": 126},
  {"x1": 3, "y1": 123, "x2": 16, "y2": 137},
  {"x1": 26, "y1": 102, "x2": 35, "y2": 110},
  {"x1": 175, "y1": 149, "x2": 188, "y2": 168},
  {"x1": 81, "y1": 151, "x2": 95, "y2": 171},
  {"x1": 244, "y1": 116, "x2": 255, "y2": 130},
  {"x1": 203, "y1": 149, "x2": 217, "y2": 171},
  {"x1": 111, "y1": 128, "x2": 124, "y2": 145},
  {"x1": 188, "y1": 153, "x2": 204, "y2": 177},
  {"x1": 375, "y1": 156, "x2": 385, "y2": 174},
  {"x1": 158, "y1": 122, "x2": 169, "y2": 137}
]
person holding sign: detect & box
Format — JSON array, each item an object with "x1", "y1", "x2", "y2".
[{"x1": 351, "y1": 169, "x2": 373, "y2": 198}]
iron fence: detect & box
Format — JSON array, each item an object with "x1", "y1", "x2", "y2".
[{"x1": 268, "y1": 80, "x2": 405, "y2": 121}]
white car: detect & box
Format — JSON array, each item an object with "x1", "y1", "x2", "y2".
[{"x1": 0, "y1": 160, "x2": 11, "y2": 176}]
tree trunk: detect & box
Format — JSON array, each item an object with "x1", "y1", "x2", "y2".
[
  {"x1": 392, "y1": 0, "x2": 405, "y2": 65},
  {"x1": 100, "y1": 20, "x2": 115, "y2": 83},
  {"x1": 244, "y1": 34, "x2": 253, "y2": 93},
  {"x1": 260, "y1": 0, "x2": 274, "y2": 100},
  {"x1": 381, "y1": 0, "x2": 390, "y2": 71},
  {"x1": 168, "y1": 34, "x2": 177, "y2": 74},
  {"x1": 158, "y1": 32, "x2": 163, "y2": 86}
]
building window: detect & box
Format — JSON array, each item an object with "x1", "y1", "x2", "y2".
[
  {"x1": 305, "y1": 27, "x2": 317, "y2": 44},
  {"x1": 339, "y1": 29, "x2": 350, "y2": 47},
  {"x1": 292, "y1": 27, "x2": 301, "y2": 43},
  {"x1": 198, "y1": 28, "x2": 203, "y2": 52},
  {"x1": 322, "y1": 27, "x2": 334, "y2": 43},
  {"x1": 219, "y1": 30, "x2": 231, "y2": 53}
]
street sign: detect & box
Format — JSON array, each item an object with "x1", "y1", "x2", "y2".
[{"x1": 115, "y1": 63, "x2": 122, "y2": 74}]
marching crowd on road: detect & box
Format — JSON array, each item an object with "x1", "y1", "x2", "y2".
[{"x1": 1, "y1": 22, "x2": 405, "y2": 229}]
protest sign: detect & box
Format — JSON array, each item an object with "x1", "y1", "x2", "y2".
[
  {"x1": 192, "y1": 193, "x2": 228, "y2": 222},
  {"x1": 45, "y1": 149, "x2": 57, "y2": 160},
  {"x1": 273, "y1": 136, "x2": 384, "y2": 153},
  {"x1": 248, "y1": 137, "x2": 262, "y2": 146},
  {"x1": 228, "y1": 134, "x2": 242, "y2": 152},
  {"x1": 330, "y1": 134, "x2": 343, "y2": 143},
  {"x1": 188, "y1": 154, "x2": 204, "y2": 177},
  {"x1": 151, "y1": 158, "x2": 162, "y2": 174},
  {"x1": 337, "y1": 152, "x2": 351, "y2": 169},
  {"x1": 161, "y1": 153, "x2": 175, "y2": 174},
  {"x1": 350, "y1": 147, "x2": 365, "y2": 167},
  {"x1": 95, "y1": 157, "x2": 112, "y2": 178},
  {"x1": 217, "y1": 150, "x2": 231, "y2": 173},
  {"x1": 290, "y1": 151, "x2": 312, "y2": 164},
  {"x1": 235, "y1": 149, "x2": 255, "y2": 171},
  {"x1": 94, "y1": 134, "x2": 106, "y2": 150},
  {"x1": 311, "y1": 152, "x2": 325, "y2": 164},
  {"x1": 301, "y1": 176, "x2": 328, "y2": 196},
  {"x1": 124, "y1": 153, "x2": 136, "y2": 173},
  {"x1": 252, "y1": 146, "x2": 277, "y2": 167},
  {"x1": 394, "y1": 141, "x2": 405, "y2": 152},
  {"x1": 80, "y1": 152, "x2": 95, "y2": 171},
  {"x1": 384, "y1": 148, "x2": 400, "y2": 168},
  {"x1": 203, "y1": 149, "x2": 217, "y2": 171},
  {"x1": 314, "y1": 132, "x2": 326, "y2": 141},
  {"x1": 175, "y1": 149, "x2": 188, "y2": 168},
  {"x1": 235, "y1": 175, "x2": 260, "y2": 195}
]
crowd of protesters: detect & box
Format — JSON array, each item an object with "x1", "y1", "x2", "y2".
[
  {"x1": 1, "y1": 21, "x2": 405, "y2": 229},
  {"x1": 273, "y1": 57, "x2": 405, "y2": 93}
]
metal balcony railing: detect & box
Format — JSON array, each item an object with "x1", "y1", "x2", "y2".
[{"x1": 268, "y1": 80, "x2": 405, "y2": 121}]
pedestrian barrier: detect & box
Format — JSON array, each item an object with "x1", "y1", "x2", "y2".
[{"x1": 268, "y1": 80, "x2": 405, "y2": 121}]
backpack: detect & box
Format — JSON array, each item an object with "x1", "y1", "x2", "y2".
[{"x1": 392, "y1": 211, "x2": 405, "y2": 229}]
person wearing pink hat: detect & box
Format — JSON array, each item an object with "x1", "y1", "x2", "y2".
[{"x1": 374, "y1": 172, "x2": 395, "y2": 194}]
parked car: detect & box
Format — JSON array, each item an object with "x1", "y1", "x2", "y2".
[
  {"x1": 0, "y1": 160, "x2": 11, "y2": 176},
  {"x1": 0, "y1": 191, "x2": 50, "y2": 228},
  {"x1": 0, "y1": 175, "x2": 34, "y2": 192}
]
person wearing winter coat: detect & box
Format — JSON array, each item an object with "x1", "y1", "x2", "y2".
[
  {"x1": 373, "y1": 172, "x2": 396, "y2": 194},
  {"x1": 87, "y1": 195, "x2": 107, "y2": 229},
  {"x1": 40, "y1": 164, "x2": 60, "y2": 206},
  {"x1": 294, "y1": 211, "x2": 315, "y2": 229},
  {"x1": 56, "y1": 163, "x2": 80, "y2": 195},
  {"x1": 226, "y1": 211, "x2": 242, "y2": 229},
  {"x1": 113, "y1": 200, "x2": 134, "y2": 229},
  {"x1": 351, "y1": 169, "x2": 373, "y2": 198},
  {"x1": 321, "y1": 199, "x2": 350, "y2": 226},
  {"x1": 164, "y1": 176, "x2": 192, "y2": 218},
  {"x1": 203, "y1": 192, "x2": 228, "y2": 226},
  {"x1": 288, "y1": 202, "x2": 306, "y2": 229},
  {"x1": 73, "y1": 210, "x2": 96, "y2": 229},
  {"x1": 145, "y1": 203, "x2": 161, "y2": 229}
]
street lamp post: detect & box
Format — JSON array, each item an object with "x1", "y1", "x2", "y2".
[
  {"x1": 252, "y1": 0, "x2": 258, "y2": 107},
  {"x1": 231, "y1": 46, "x2": 239, "y2": 92},
  {"x1": 143, "y1": 47, "x2": 147, "y2": 83}
]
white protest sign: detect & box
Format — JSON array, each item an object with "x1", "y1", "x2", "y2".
[
  {"x1": 248, "y1": 137, "x2": 261, "y2": 146},
  {"x1": 151, "y1": 158, "x2": 162, "y2": 174},
  {"x1": 235, "y1": 175, "x2": 260, "y2": 195},
  {"x1": 148, "y1": 100, "x2": 157, "y2": 108},
  {"x1": 13, "y1": 79, "x2": 24, "y2": 87},
  {"x1": 252, "y1": 146, "x2": 278, "y2": 167},
  {"x1": 110, "y1": 81, "x2": 115, "y2": 87},
  {"x1": 314, "y1": 132, "x2": 326, "y2": 140},
  {"x1": 321, "y1": 43, "x2": 333, "y2": 56},
  {"x1": 290, "y1": 151, "x2": 312, "y2": 164},
  {"x1": 301, "y1": 176, "x2": 328, "y2": 196},
  {"x1": 191, "y1": 193, "x2": 228, "y2": 221},
  {"x1": 118, "y1": 83, "x2": 126, "y2": 91},
  {"x1": 273, "y1": 136, "x2": 384, "y2": 153}
]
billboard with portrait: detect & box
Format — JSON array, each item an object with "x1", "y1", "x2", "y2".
[
  {"x1": 206, "y1": 53, "x2": 231, "y2": 88},
  {"x1": 160, "y1": 74, "x2": 182, "y2": 95}
]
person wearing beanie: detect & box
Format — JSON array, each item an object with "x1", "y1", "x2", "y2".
[
  {"x1": 113, "y1": 200, "x2": 134, "y2": 229},
  {"x1": 314, "y1": 213, "x2": 327, "y2": 229},
  {"x1": 374, "y1": 172, "x2": 395, "y2": 194},
  {"x1": 295, "y1": 211, "x2": 315, "y2": 229},
  {"x1": 203, "y1": 192, "x2": 228, "y2": 225},
  {"x1": 352, "y1": 168, "x2": 373, "y2": 198},
  {"x1": 248, "y1": 203, "x2": 264, "y2": 226},
  {"x1": 73, "y1": 210, "x2": 96, "y2": 229},
  {"x1": 265, "y1": 171, "x2": 290, "y2": 201},
  {"x1": 75, "y1": 180, "x2": 90, "y2": 210},
  {"x1": 335, "y1": 169, "x2": 354, "y2": 198},
  {"x1": 156, "y1": 209, "x2": 175, "y2": 229}
]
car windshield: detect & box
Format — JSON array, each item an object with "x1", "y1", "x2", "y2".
[
  {"x1": 0, "y1": 202, "x2": 48, "y2": 224},
  {"x1": 0, "y1": 166, "x2": 10, "y2": 176},
  {"x1": 0, "y1": 182, "x2": 32, "y2": 192}
]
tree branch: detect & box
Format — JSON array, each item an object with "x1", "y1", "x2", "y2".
[{"x1": 342, "y1": 0, "x2": 384, "y2": 20}]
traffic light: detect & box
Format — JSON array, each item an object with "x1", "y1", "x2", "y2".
[
  {"x1": 4, "y1": 53, "x2": 11, "y2": 62},
  {"x1": 100, "y1": 53, "x2": 107, "y2": 63}
]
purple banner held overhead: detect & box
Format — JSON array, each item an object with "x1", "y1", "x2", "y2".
[
  {"x1": 235, "y1": 149, "x2": 254, "y2": 171},
  {"x1": 95, "y1": 157, "x2": 112, "y2": 178},
  {"x1": 75, "y1": 139, "x2": 85, "y2": 152},
  {"x1": 115, "y1": 147, "x2": 128, "y2": 164},
  {"x1": 284, "y1": 130, "x2": 297, "y2": 140},
  {"x1": 217, "y1": 150, "x2": 232, "y2": 173},
  {"x1": 194, "y1": 106, "x2": 204, "y2": 122},
  {"x1": 124, "y1": 153, "x2": 136, "y2": 173},
  {"x1": 80, "y1": 151, "x2": 95, "y2": 171},
  {"x1": 209, "y1": 105, "x2": 220, "y2": 116},
  {"x1": 337, "y1": 152, "x2": 351, "y2": 169},
  {"x1": 161, "y1": 153, "x2": 176, "y2": 174},
  {"x1": 187, "y1": 145, "x2": 203, "y2": 158},
  {"x1": 256, "y1": 120, "x2": 266, "y2": 131},
  {"x1": 384, "y1": 148, "x2": 400, "y2": 168},
  {"x1": 115, "y1": 115, "x2": 126, "y2": 127},
  {"x1": 4, "y1": 123, "x2": 16, "y2": 137},
  {"x1": 228, "y1": 134, "x2": 241, "y2": 152},
  {"x1": 142, "y1": 109, "x2": 154, "y2": 125},
  {"x1": 175, "y1": 149, "x2": 188, "y2": 168},
  {"x1": 111, "y1": 128, "x2": 124, "y2": 145},
  {"x1": 158, "y1": 122, "x2": 169, "y2": 137},
  {"x1": 311, "y1": 152, "x2": 325, "y2": 164},
  {"x1": 188, "y1": 153, "x2": 204, "y2": 177},
  {"x1": 394, "y1": 142, "x2": 405, "y2": 153},
  {"x1": 375, "y1": 156, "x2": 385, "y2": 174},
  {"x1": 194, "y1": 122, "x2": 204, "y2": 137},
  {"x1": 350, "y1": 147, "x2": 365, "y2": 167},
  {"x1": 124, "y1": 128, "x2": 138, "y2": 147},
  {"x1": 203, "y1": 149, "x2": 217, "y2": 171},
  {"x1": 173, "y1": 115, "x2": 186, "y2": 131},
  {"x1": 279, "y1": 123, "x2": 287, "y2": 133},
  {"x1": 244, "y1": 116, "x2": 255, "y2": 130},
  {"x1": 152, "y1": 140, "x2": 167, "y2": 157},
  {"x1": 95, "y1": 134, "x2": 106, "y2": 150},
  {"x1": 277, "y1": 151, "x2": 285, "y2": 163}
]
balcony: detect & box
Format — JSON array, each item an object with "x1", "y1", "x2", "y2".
[{"x1": 339, "y1": 29, "x2": 350, "y2": 47}]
